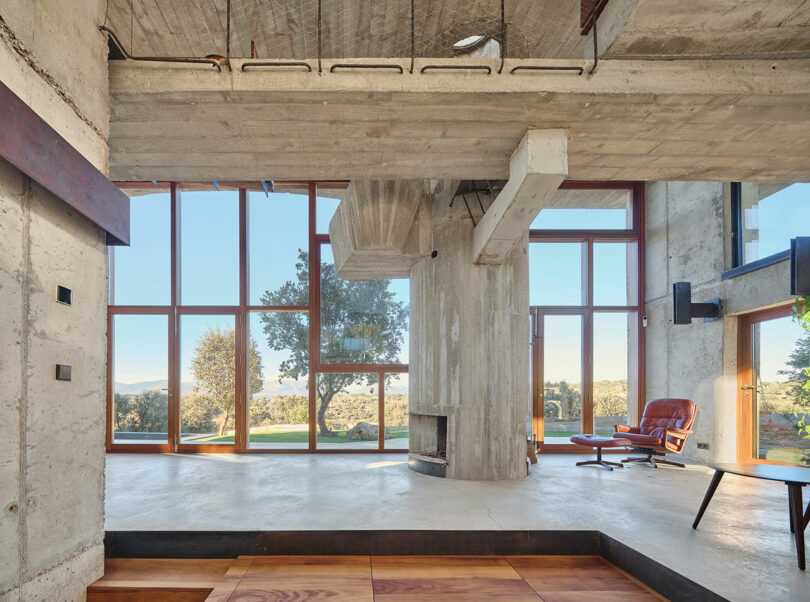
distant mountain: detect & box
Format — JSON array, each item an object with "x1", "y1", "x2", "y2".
[
  {"x1": 114, "y1": 378, "x2": 307, "y2": 397},
  {"x1": 114, "y1": 377, "x2": 401, "y2": 398},
  {"x1": 114, "y1": 380, "x2": 194, "y2": 395},
  {"x1": 258, "y1": 378, "x2": 308, "y2": 396}
]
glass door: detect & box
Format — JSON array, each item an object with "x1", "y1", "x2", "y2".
[
  {"x1": 534, "y1": 311, "x2": 587, "y2": 445},
  {"x1": 108, "y1": 312, "x2": 172, "y2": 451},
  {"x1": 175, "y1": 312, "x2": 240, "y2": 452},
  {"x1": 528, "y1": 182, "x2": 643, "y2": 451},
  {"x1": 739, "y1": 306, "x2": 810, "y2": 466}
]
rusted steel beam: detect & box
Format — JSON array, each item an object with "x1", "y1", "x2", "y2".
[{"x1": 0, "y1": 81, "x2": 130, "y2": 245}]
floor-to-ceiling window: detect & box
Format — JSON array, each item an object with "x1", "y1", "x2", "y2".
[
  {"x1": 107, "y1": 182, "x2": 409, "y2": 453},
  {"x1": 529, "y1": 182, "x2": 645, "y2": 450}
]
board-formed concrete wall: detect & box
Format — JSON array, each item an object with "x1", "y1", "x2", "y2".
[
  {"x1": 1, "y1": 1, "x2": 109, "y2": 599},
  {"x1": 0, "y1": 158, "x2": 108, "y2": 601},
  {"x1": 644, "y1": 181, "x2": 794, "y2": 464}
]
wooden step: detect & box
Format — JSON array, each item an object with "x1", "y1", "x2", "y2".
[
  {"x1": 87, "y1": 558, "x2": 233, "y2": 601},
  {"x1": 90, "y1": 555, "x2": 666, "y2": 601}
]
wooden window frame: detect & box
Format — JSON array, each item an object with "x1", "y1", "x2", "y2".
[
  {"x1": 530, "y1": 181, "x2": 646, "y2": 453},
  {"x1": 107, "y1": 181, "x2": 408, "y2": 454},
  {"x1": 736, "y1": 303, "x2": 801, "y2": 465}
]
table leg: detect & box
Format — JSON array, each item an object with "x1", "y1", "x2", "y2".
[
  {"x1": 693, "y1": 470, "x2": 724, "y2": 530},
  {"x1": 804, "y1": 500, "x2": 809, "y2": 532},
  {"x1": 787, "y1": 483, "x2": 805, "y2": 571},
  {"x1": 790, "y1": 498, "x2": 795, "y2": 533}
]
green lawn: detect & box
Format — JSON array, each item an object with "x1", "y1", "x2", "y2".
[
  {"x1": 544, "y1": 431, "x2": 616, "y2": 439},
  {"x1": 197, "y1": 428, "x2": 409, "y2": 444}
]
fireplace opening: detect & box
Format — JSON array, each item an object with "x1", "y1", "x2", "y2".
[
  {"x1": 436, "y1": 415, "x2": 447, "y2": 459},
  {"x1": 408, "y1": 413, "x2": 448, "y2": 477}
]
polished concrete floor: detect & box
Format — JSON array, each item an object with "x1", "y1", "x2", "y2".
[{"x1": 105, "y1": 453, "x2": 809, "y2": 601}]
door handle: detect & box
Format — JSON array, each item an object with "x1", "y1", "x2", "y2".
[{"x1": 740, "y1": 386, "x2": 755, "y2": 390}]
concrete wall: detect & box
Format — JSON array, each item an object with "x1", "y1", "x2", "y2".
[
  {"x1": 644, "y1": 181, "x2": 794, "y2": 464},
  {"x1": 0, "y1": 0, "x2": 109, "y2": 169},
  {"x1": 0, "y1": 1, "x2": 109, "y2": 599}
]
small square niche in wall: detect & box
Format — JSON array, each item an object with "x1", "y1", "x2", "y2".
[
  {"x1": 55, "y1": 364, "x2": 72, "y2": 381},
  {"x1": 56, "y1": 285, "x2": 73, "y2": 305}
]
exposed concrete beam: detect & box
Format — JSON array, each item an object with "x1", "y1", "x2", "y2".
[
  {"x1": 473, "y1": 130, "x2": 567, "y2": 265},
  {"x1": 109, "y1": 57, "x2": 810, "y2": 96},
  {"x1": 109, "y1": 58, "x2": 810, "y2": 182}
]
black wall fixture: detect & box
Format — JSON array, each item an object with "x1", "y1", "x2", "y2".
[
  {"x1": 790, "y1": 237, "x2": 810, "y2": 295},
  {"x1": 55, "y1": 364, "x2": 72, "y2": 381},
  {"x1": 673, "y1": 282, "x2": 721, "y2": 325},
  {"x1": 56, "y1": 285, "x2": 73, "y2": 305}
]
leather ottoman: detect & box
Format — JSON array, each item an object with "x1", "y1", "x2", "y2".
[{"x1": 570, "y1": 434, "x2": 632, "y2": 471}]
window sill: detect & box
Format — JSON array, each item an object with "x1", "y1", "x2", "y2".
[{"x1": 721, "y1": 250, "x2": 790, "y2": 281}]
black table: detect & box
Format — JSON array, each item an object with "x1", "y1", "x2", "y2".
[{"x1": 692, "y1": 463, "x2": 810, "y2": 570}]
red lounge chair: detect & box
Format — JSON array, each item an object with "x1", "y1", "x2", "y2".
[{"x1": 613, "y1": 398, "x2": 697, "y2": 468}]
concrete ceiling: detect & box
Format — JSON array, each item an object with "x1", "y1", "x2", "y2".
[
  {"x1": 103, "y1": 0, "x2": 587, "y2": 60},
  {"x1": 108, "y1": 57, "x2": 810, "y2": 183},
  {"x1": 103, "y1": 1, "x2": 810, "y2": 62},
  {"x1": 104, "y1": 1, "x2": 810, "y2": 184},
  {"x1": 603, "y1": 0, "x2": 810, "y2": 59}
]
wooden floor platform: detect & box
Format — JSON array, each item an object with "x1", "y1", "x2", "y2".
[{"x1": 87, "y1": 555, "x2": 666, "y2": 601}]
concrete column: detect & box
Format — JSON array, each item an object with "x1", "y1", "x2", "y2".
[{"x1": 410, "y1": 197, "x2": 529, "y2": 480}]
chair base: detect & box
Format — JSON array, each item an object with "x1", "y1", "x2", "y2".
[
  {"x1": 576, "y1": 448, "x2": 624, "y2": 471},
  {"x1": 621, "y1": 451, "x2": 685, "y2": 468}
]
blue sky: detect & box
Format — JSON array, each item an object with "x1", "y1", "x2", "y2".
[
  {"x1": 744, "y1": 183, "x2": 810, "y2": 262},
  {"x1": 757, "y1": 316, "x2": 807, "y2": 382},
  {"x1": 111, "y1": 187, "x2": 808, "y2": 391}
]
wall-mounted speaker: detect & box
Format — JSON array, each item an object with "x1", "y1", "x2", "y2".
[
  {"x1": 790, "y1": 237, "x2": 810, "y2": 295},
  {"x1": 673, "y1": 282, "x2": 692, "y2": 325},
  {"x1": 672, "y1": 282, "x2": 721, "y2": 325}
]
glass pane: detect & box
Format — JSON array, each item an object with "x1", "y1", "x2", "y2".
[
  {"x1": 112, "y1": 314, "x2": 168, "y2": 444},
  {"x1": 315, "y1": 373, "x2": 379, "y2": 449},
  {"x1": 542, "y1": 315, "x2": 583, "y2": 443},
  {"x1": 317, "y1": 193, "x2": 341, "y2": 234},
  {"x1": 248, "y1": 191, "x2": 309, "y2": 306},
  {"x1": 110, "y1": 191, "x2": 170, "y2": 305},
  {"x1": 740, "y1": 183, "x2": 810, "y2": 264},
  {"x1": 752, "y1": 316, "x2": 810, "y2": 466},
  {"x1": 180, "y1": 190, "x2": 239, "y2": 305},
  {"x1": 593, "y1": 242, "x2": 636, "y2": 306},
  {"x1": 180, "y1": 314, "x2": 236, "y2": 444},
  {"x1": 529, "y1": 242, "x2": 586, "y2": 306},
  {"x1": 248, "y1": 311, "x2": 309, "y2": 449},
  {"x1": 593, "y1": 312, "x2": 634, "y2": 436},
  {"x1": 320, "y1": 244, "x2": 409, "y2": 364},
  {"x1": 531, "y1": 188, "x2": 631, "y2": 230},
  {"x1": 384, "y1": 374, "x2": 409, "y2": 449}
]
